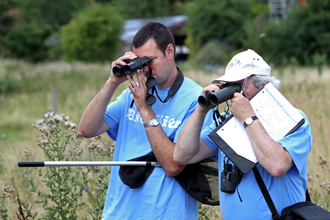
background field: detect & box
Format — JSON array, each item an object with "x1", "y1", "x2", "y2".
[{"x1": 0, "y1": 59, "x2": 329, "y2": 219}]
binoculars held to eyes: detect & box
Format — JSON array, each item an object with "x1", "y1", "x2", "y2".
[
  {"x1": 115, "y1": 56, "x2": 157, "y2": 106},
  {"x1": 113, "y1": 57, "x2": 152, "y2": 76},
  {"x1": 198, "y1": 83, "x2": 241, "y2": 107}
]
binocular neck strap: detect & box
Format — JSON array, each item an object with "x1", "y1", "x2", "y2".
[{"x1": 154, "y1": 67, "x2": 184, "y2": 103}]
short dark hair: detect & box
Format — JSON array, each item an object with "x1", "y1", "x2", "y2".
[{"x1": 133, "y1": 22, "x2": 176, "y2": 55}]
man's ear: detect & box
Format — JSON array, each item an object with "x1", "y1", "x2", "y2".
[{"x1": 165, "y1": 44, "x2": 175, "y2": 60}]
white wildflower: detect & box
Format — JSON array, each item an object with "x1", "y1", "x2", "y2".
[
  {"x1": 40, "y1": 125, "x2": 48, "y2": 133},
  {"x1": 64, "y1": 121, "x2": 70, "y2": 127},
  {"x1": 69, "y1": 122, "x2": 77, "y2": 129},
  {"x1": 53, "y1": 114, "x2": 63, "y2": 123},
  {"x1": 36, "y1": 119, "x2": 44, "y2": 126},
  {"x1": 40, "y1": 139, "x2": 49, "y2": 145}
]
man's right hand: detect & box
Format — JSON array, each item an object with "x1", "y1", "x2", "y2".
[{"x1": 110, "y1": 52, "x2": 138, "y2": 85}]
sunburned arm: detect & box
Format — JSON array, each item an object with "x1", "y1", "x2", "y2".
[
  {"x1": 78, "y1": 52, "x2": 137, "y2": 138},
  {"x1": 231, "y1": 92, "x2": 293, "y2": 177},
  {"x1": 245, "y1": 120, "x2": 293, "y2": 177},
  {"x1": 174, "y1": 105, "x2": 216, "y2": 165},
  {"x1": 78, "y1": 78, "x2": 116, "y2": 138}
]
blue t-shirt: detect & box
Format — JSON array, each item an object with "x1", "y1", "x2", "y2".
[
  {"x1": 201, "y1": 109, "x2": 312, "y2": 220},
  {"x1": 102, "y1": 77, "x2": 214, "y2": 220}
]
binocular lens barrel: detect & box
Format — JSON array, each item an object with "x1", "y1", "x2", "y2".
[
  {"x1": 198, "y1": 94, "x2": 211, "y2": 108},
  {"x1": 123, "y1": 57, "x2": 151, "y2": 75},
  {"x1": 112, "y1": 57, "x2": 151, "y2": 76},
  {"x1": 113, "y1": 65, "x2": 124, "y2": 76},
  {"x1": 198, "y1": 84, "x2": 241, "y2": 107},
  {"x1": 209, "y1": 84, "x2": 241, "y2": 106}
]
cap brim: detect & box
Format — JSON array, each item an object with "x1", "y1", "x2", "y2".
[{"x1": 212, "y1": 73, "x2": 252, "y2": 84}]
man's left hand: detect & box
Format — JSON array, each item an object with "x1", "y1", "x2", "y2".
[{"x1": 127, "y1": 69, "x2": 151, "y2": 113}]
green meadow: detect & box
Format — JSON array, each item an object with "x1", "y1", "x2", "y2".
[{"x1": 0, "y1": 59, "x2": 329, "y2": 219}]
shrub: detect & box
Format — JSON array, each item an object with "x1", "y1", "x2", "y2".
[
  {"x1": 192, "y1": 40, "x2": 230, "y2": 67},
  {"x1": 61, "y1": 3, "x2": 124, "y2": 63},
  {"x1": 1, "y1": 24, "x2": 52, "y2": 62}
]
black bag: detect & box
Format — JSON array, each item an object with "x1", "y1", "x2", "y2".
[
  {"x1": 119, "y1": 152, "x2": 219, "y2": 205},
  {"x1": 281, "y1": 201, "x2": 330, "y2": 220},
  {"x1": 253, "y1": 167, "x2": 330, "y2": 220}
]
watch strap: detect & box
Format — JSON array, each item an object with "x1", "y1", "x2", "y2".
[
  {"x1": 144, "y1": 118, "x2": 159, "y2": 128},
  {"x1": 243, "y1": 115, "x2": 258, "y2": 129}
]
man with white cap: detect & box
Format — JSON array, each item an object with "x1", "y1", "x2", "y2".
[{"x1": 173, "y1": 49, "x2": 313, "y2": 220}]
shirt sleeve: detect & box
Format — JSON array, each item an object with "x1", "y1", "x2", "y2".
[
  {"x1": 172, "y1": 100, "x2": 199, "y2": 143},
  {"x1": 103, "y1": 89, "x2": 131, "y2": 141},
  {"x1": 201, "y1": 122, "x2": 219, "y2": 155},
  {"x1": 278, "y1": 110, "x2": 312, "y2": 176}
]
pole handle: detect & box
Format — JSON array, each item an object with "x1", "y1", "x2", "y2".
[{"x1": 18, "y1": 161, "x2": 45, "y2": 167}]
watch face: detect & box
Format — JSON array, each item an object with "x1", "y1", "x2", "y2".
[
  {"x1": 246, "y1": 117, "x2": 253, "y2": 125},
  {"x1": 144, "y1": 118, "x2": 159, "y2": 127},
  {"x1": 151, "y1": 119, "x2": 159, "y2": 126}
]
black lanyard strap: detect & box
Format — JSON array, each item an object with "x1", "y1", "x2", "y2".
[
  {"x1": 130, "y1": 66, "x2": 184, "y2": 108},
  {"x1": 153, "y1": 67, "x2": 184, "y2": 103}
]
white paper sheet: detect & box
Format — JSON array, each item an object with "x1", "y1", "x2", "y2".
[{"x1": 215, "y1": 83, "x2": 304, "y2": 164}]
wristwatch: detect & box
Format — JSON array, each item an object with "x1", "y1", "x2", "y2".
[
  {"x1": 144, "y1": 118, "x2": 159, "y2": 128},
  {"x1": 243, "y1": 116, "x2": 258, "y2": 129}
]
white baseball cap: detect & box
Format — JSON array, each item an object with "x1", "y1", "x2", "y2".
[{"x1": 212, "y1": 49, "x2": 271, "y2": 83}]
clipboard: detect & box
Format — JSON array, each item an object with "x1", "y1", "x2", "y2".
[{"x1": 208, "y1": 83, "x2": 305, "y2": 174}]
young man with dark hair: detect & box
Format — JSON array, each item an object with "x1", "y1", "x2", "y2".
[{"x1": 78, "y1": 22, "x2": 212, "y2": 219}]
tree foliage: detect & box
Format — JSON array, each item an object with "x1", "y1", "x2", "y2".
[
  {"x1": 0, "y1": 0, "x2": 18, "y2": 55},
  {"x1": 254, "y1": 0, "x2": 330, "y2": 66},
  {"x1": 61, "y1": 3, "x2": 124, "y2": 63},
  {"x1": 0, "y1": 0, "x2": 88, "y2": 61},
  {"x1": 182, "y1": 0, "x2": 254, "y2": 60},
  {"x1": 0, "y1": 0, "x2": 17, "y2": 37},
  {"x1": 2, "y1": 0, "x2": 330, "y2": 66},
  {"x1": 1, "y1": 23, "x2": 52, "y2": 62},
  {"x1": 110, "y1": 0, "x2": 181, "y2": 19},
  {"x1": 15, "y1": 0, "x2": 87, "y2": 30}
]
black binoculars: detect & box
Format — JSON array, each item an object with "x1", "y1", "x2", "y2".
[
  {"x1": 145, "y1": 76, "x2": 157, "y2": 106},
  {"x1": 113, "y1": 57, "x2": 152, "y2": 76},
  {"x1": 198, "y1": 84, "x2": 241, "y2": 107}
]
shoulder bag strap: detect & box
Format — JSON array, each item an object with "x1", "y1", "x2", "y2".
[
  {"x1": 306, "y1": 188, "x2": 311, "y2": 202},
  {"x1": 252, "y1": 166, "x2": 282, "y2": 220}
]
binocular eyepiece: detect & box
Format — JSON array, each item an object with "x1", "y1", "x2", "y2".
[
  {"x1": 198, "y1": 84, "x2": 241, "y2": 107},
  {"x1": 145, "y1": 76, "x2": 157, "y2": 106},
  {"x1": 113, "y1": 57, "x2": 152, "y2": 76}
]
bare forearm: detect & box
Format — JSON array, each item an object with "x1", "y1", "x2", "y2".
[
  {"x1": 231, "y1": 92, "x2": 293, "y2": 177},
  {"x1": 174, "y1": 106, "x2": 208, "y2": 164},
  {"x1": 134, "y1": 105, "x2": 182, "y2": 176},
  {"x1": 246, "y1": 121, "x2": 293, "y2": 177},
  {"x1": 78, "y1": 79, "x2": 118, "y2": 137},
  {"x1": 146, "y1": 124, "x2": 184, "y2": 177}
]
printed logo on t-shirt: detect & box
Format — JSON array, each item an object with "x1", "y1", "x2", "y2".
[{"x1": 125, "y1": 108, "x2": 181, "y2": 128}]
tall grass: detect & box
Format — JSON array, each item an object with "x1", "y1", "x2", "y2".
[{"x1": 0, "y1": 59, "x2": 329, "y2": 219}]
